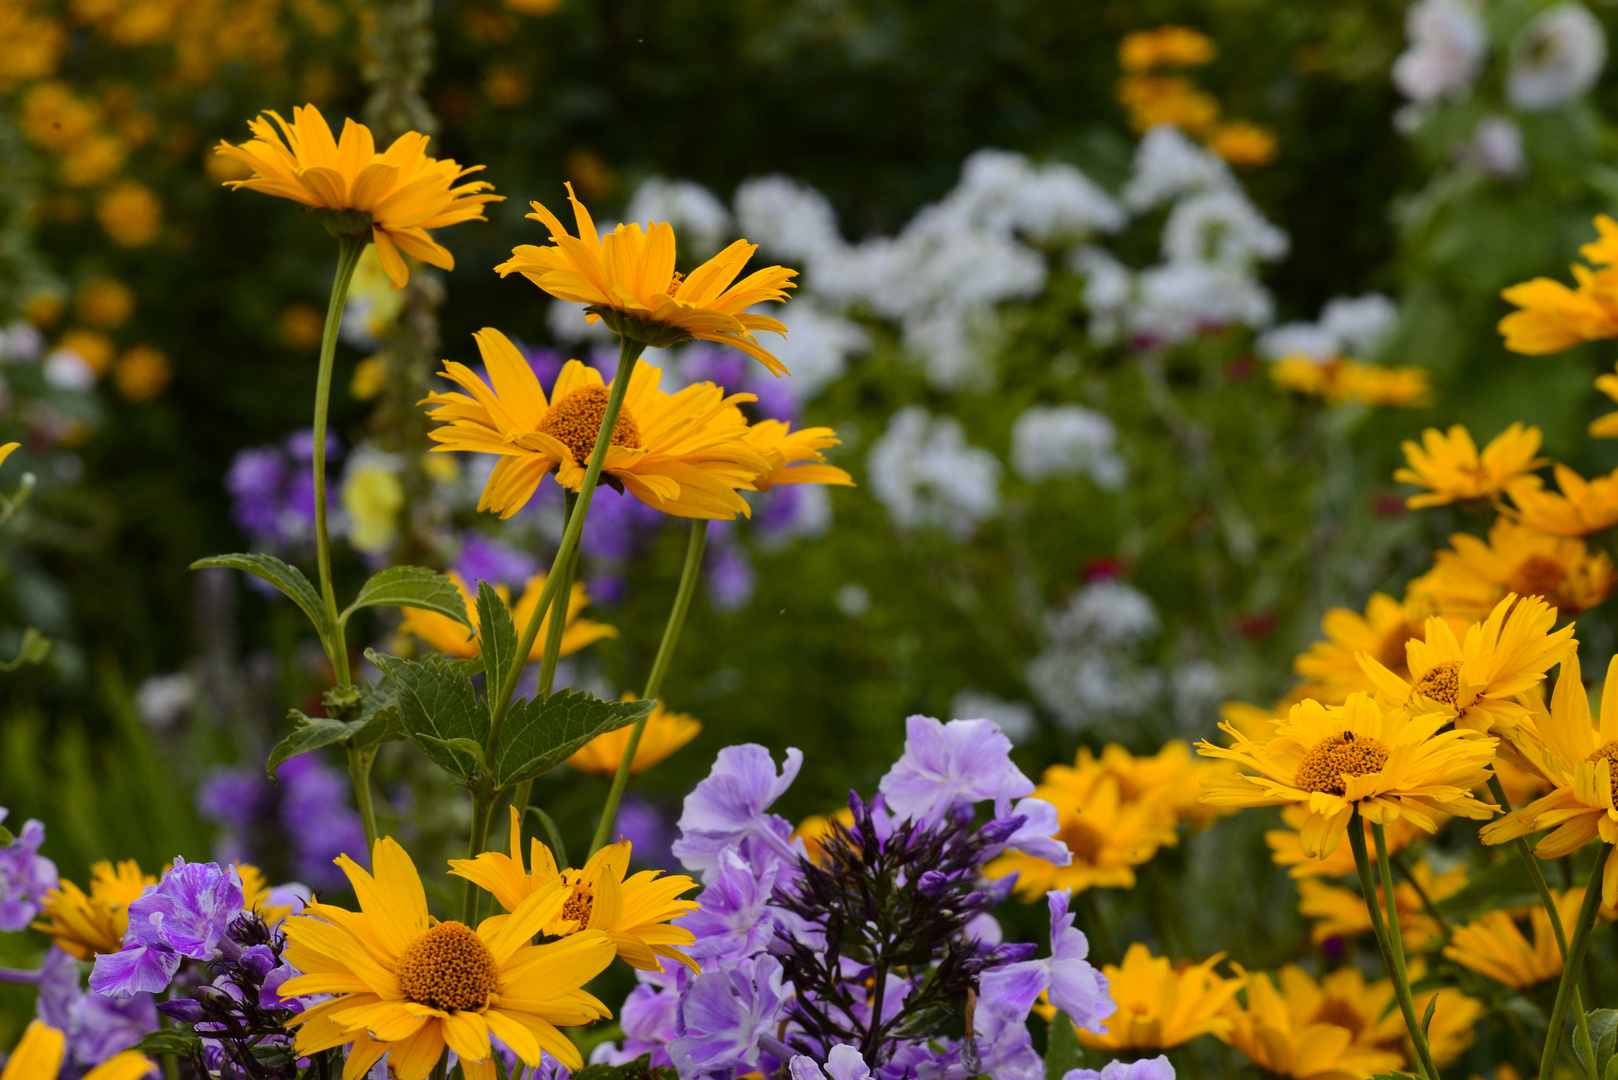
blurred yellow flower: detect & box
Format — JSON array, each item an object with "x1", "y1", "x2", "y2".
[
  {"x1": 567, "y1": 696, "x2": 701, "y2": 777},
  {"x1": 1500, "y1": 215, "x2": 1618, "y2": 354},
  {"x1": 96, "y1": 180, "x2": 162, "y2": 247},
  {"x1": 57, "y1": 328, "x2": 114, "y2": 377},
  {"x1": 216, "y1": 104, "x2": 502, "y2": 288},
  {"x1": 26, "y1": 293, "x2": 65, "y2": 328},
  {"x1": 399, "y1": 570, "x2": 616, "y2": 662},
  {"x1": 1592, "y1": 363, "x2": 1618, "y2": 438},
  {"x1": 1119, "y1": 26, "x2": 1216, "y2": 71},
  {"x1": 1357, "y1": 594, "x2": 1574, "y2": 734},
  {"x1": 113, "y1": 345, "x2": 170, "y2": 402},
  {"x1": 1116, "y1": 75, "x2": 1220, "y2": 134},
  {"x1": 1394, "y1": 423, "x2": 1546, "y2": 508},
  {"x1": 340, "y1": 462, "x2": 403, "y2": 555},
  {"x1": 279, "y1": 303, "x2": 325, "y2": 351},
  {"x1": 496, "y1": 185, "x2": 797, "y2": 371},
  {"x1": 20, "y1": 82, "x2": 98, "y2": 152},
  {"x1": 1209, "y1": 122, "x2": 1277, "y2": 167},
  {"x1": 1506, "y1": 463, "x2": 1618, "y2": 537},
  {"x1": 349, "y1": 355, "x2": 388, "y2": 400},
  {"x1": 1294, "y1": 593, "x2": 1439, "y2": 705},
  {"x1": 1088, "y1": 740, "x2": 1237, "y2": 830},
  {"x1": 1070, "y1": 944, "x2": 1238, "y2": 1051},
  {"x1": 1198, "y1": 692, "x2": 1496, "y2": 858},
  {"x1": 426, "y1": 329, "x2": 769, "y2": 520},
  {"x1": 76, "y1": 280, "x2": 134, "y2": 330},
  {"x1": 1406, "y1": 522, "x2": 1613, "y2": 622},
  {"x1": 794, "y1": 807, "x2": 855, "y2": 865},
  {"x1": 1266, "y1": 804, "x2": 1431, "y2": 879},
  {"x1": 1296, "y1": 859, "x2": 1467, "y2": 949},
  {"x1": 0, "y1": 5, "x2": 65, "y2": 91},
  {"x1": 33, "y1": 859, "x2": 155, "y2": 958},
  {"x1": 1444, "y1": 887, "x2": 1584, "y2": 988},
  {"x1": 1270, "y1": 357, "x2": 1428, "y2": 407},
  {"x1": 2, "y1": 1020, "x2": 154, "y2": 1080},
  {"x1": 1218, "y1": 965, "x2": 1406, "y2": 1080},
  {"x1": 1409, "y1": 984, "x2": 1484, "y2": 1067},
  {"x1": 60, "y1": 133, "x2": 126, "y2": 187},
  {"x1": 743, "y1": 420, "x2": 855, "y2": 491}
]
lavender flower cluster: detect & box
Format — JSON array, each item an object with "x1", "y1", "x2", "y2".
[
  {"x1": 198, "y1": 754, "x2": 367, "y2": 892},
  {"x1": 226, "y1": 430, "x2": 339, "y2": 553},
  {"x1": 590, "y1": 715, "x2": 1141, "y2": 1080}
]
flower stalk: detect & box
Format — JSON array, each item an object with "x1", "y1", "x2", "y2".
[
  {"x1": 1348, "y1": 816, "x2": 1438, "y2": 1080},
  {"x1": 589, "y1": 517, "x2": 708, "y2": 857},
  {"x1": 1538, "y1": 844, "x2": 1611, "y2": 1080}
]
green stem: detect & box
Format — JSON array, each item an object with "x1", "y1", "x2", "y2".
[
  {"x1": 534, "y1": 489, "x2": 580, "y2": 702},
  {"x1": 346, "y1": 743, "x2": 379, "y2": 851},
  {"x1": 460, "y1": 791, "x2": 496, "y2": 924},
  {"x1": 1542, "y1": 845, "x2": 1613, "y2": 1080},
  {"x1": 1489, "y1": 775, "x2": 1596, "y2": 1075},
  {"x1": 588, "y1": 518, "x2": 708, "y2": 857},
  {"x1": 1350, "y1": 817, "x2": 1437, "y2": 1080}
]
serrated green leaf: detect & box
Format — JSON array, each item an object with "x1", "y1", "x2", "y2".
[
  {"x1": 369, "y1": 650, "x2": 489, "y2": 778},
  {"x1": 420, "y1": 734, "x2": 486, "y2": 765},
  {"x1": 476, "y1": 579, "x2": 519, "y2": 714},
  {"x1": 341, "y1": 566, "x2": 471, "y2": 632},
  {"x1": 1044, "y1": 1011, "x2": 1081, "y2": 1080},
  {"x1": 491, "y1": 690, "x2": 653, "y2": 788},
  {"x1": 0, "y1": 627, "x2": 49, "y2": 672},
  {"x1": 1580, "y1": 1009, "x2": 1618, "y2": 1079},
  {"x1": 267, "y1": 712, "x2": 363, "y2": 779},
  {"x1": 193, "y1": 554, "x2": 331, "y2": 643},
  {"x1": 135, "y1": 1029, "x2": 202, "y2": 1056},
  {"x1": 353, "y1": 679, "x2": 405, "y2": 751}
]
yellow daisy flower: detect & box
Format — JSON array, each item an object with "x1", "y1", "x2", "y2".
[
  {"x1": 1499, "y1": 215, "x2": 1618, "y2": 354},
  {"x1": 1408, "y1": 522, "x2": 1614, "y2": 622},
  {"x1": 215, "y1": 104, "x2": 501, "y2": 289},
  {"x1": 1116, "y1": 75, "x2": 1221, "y2": 135},
  {"x1": 495, "y1": 185, "x2": 797, "y2": 372},
  {"x1": 567, "y1": 696, "x2": 701, "y2": 777},
  {"x1": 1270, "y1": 357, "x2": 1429, "y2": 407},
  {"x1": 1481, "y1": 652, "x2": 1618, "y2": 904},
  {"x1": 1296, "y1": 859, "x2": 1467, "y2": 949},
  {"x1": 399, "y1": 571, "x2": 616, "y2": 661},
  {"x1": 1506, "y1": 463, "x2": 1618, "y2": 537},
  {"x1": 1266, "y1": 804, "x2": 1433, "y2": 879},
  {"x1": 1218, "y1": 965, "x2": 1406, "y2": 1080},
  {"x1": 1357, "y1": 593, "x2": 1575, "y2": 734},
  {"x1": 1591, "y1": 363, "x2": 1618, "y2": 438},
  {"x1": 1119, "y1": 26, "x2": 1216, "y2": 71},
  {"x1": 1069, "y1": 944, "x2": 1238, "y2": 1051},
  {"x1": 793, "y1": 808, "x2": 855, "y2": 865},
  {"x1": 32, "y1": 859, "x2": 154, "y2": 959},
  {"x1": 1407, "y1": 983, "x2": 1484, "y2": 1067},
  {"x1": 281, "y1": 837, "x2": 616, "y2": 1078},
  {"x1": 1394, "y1": 423, "x2": 1546, "y2": 509},
  {"x1": 425, "y1": 329, "x2": 769, "y2": 520},
  {"x1": 1197, "y1": 692, "x2": 1497, "y2": 858},
  {"x1": 449, "y1": 806, "x2": 699, "y2": 973},
  {"x1": 1443, "y1": 888, "x2": 1585, "y2": 988},
  {"x1": 1088, "y1": 740, "x2": 1237, "y2": 830},
  {"x1": 986, "y1": 758, "x2": 1179, "y2": 899},
  {"x1": 1, "y1": 1021, "x2": 153, "y2": 1080},
  {"x1": 1294, "y1": 593, "x2": 1450, "y2": 706},
  {"x1": 743, "y1": 420, "x2": 855, "y2": 491}
]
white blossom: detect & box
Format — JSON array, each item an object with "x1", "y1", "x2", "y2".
[
  {"x1": 1025, "y1": 581, "x2": 1165, "y2": 732},
  {"x1": 42, "y1": 349, "x2": 96, "y2": 391},
  {"x1": 867, "y1": 406, "x2": 1001, "y2": 538},
  {"x1": 1507, "y1": 2, "x2": 1607, "y2": 111},
  {"x1": 1161, "y1": 190, "x2": 1289, "y2": 268},
  {"x1": 734, "y1": 175, "x2": 846, "y2": 271},
  {"x1": 1256, "y1": 321, "x2": 1340, "y2": 362},
  {"x1": 624, "y1": 177, "x2": 733, "y2": 257},
  {"x1": 1461, "y1": 115, "x2": 1528, "y2": 177},
  {"x1": 136, "y1": 673, "x2": 197, "y2": 729},
  {"x1": 547, "y1": 297, "x2": 615, "y2": 344},
  {"x1": 1123, "y1": 126, "x2": 1235, "y2": 212},
  {"x1": 0, "y1": 322, "x2": 44, "y2": 363},
  {"x1": 950, "y1": 689, "x2": 1038, "y2": 745},
  {"x1": 1392, "y1": 0, "x2": 1488, "y2": 105},
  {"x1": 1319, "y1": 293, "x2": 1399, "y2": 357},
  {"x1": 1011, "y1": 405, "x2": 1127, "y2": 489},
  {"x1": 1128, "y1": 262, "x2": 1275, "y2": 344}
]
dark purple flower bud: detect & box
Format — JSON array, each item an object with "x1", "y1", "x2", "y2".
[
  {"x1": 916, "y1": 871, "x2": 952, "y2": 896},
  {"x1": 237, "y1": 944, "x2": 278, "y2": 982},
  {"x1": 157, "y1": 998, "x2": 207, "y2": 1023}
]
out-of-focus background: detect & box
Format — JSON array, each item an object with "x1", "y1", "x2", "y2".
[{"x1": 2, "y1": 0, "x2": 1616, "y2": 1044}]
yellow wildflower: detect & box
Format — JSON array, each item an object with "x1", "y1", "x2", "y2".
[
  {"x1": 1499, "y1": 215, "x2": 1618, "y2": 354},
  {"x1": 1506, "y1": 463, "x2": 1618, "y2": 536},
  {"x1": 76, "y1": 280, "x2": 134, "y2": 330},
  {"x1": 1271, "y1": 357, "x2": 1429, "y2": 407},
  {"x1": 743, "y1": 420, "x2": 855, "y2": 491},
  {"x1": 1071, "y1": 944, "x2": 1238, "y2": 1051},
  {"x1": 1119, "y1": 26, "x2": 1216, "y2": 71},
  {"x1": 567, "y1": 696, "x2": 701, "y2": 777},
  {"x1": 1296, "y1": 860, "x2": 1467, "y2": 949},
  {"x1": 1294, "y1": 593, "x2": 1448, "y2": 705},
  {"x1": 33, "y1": 859, "x2": 155, "y2": 959},
  {"x1": 1116, "y1": 75, "x2": 1220, "y2": 134},
  {"x1": 399, "y1": 570, "x2": 616, "y2": 661},
  {"x1": 1, "y1": 1021, "x2": 153, "y2": 1080},
  {"x1": 1394, "y1": 423, "x2": 1546, "y2": 508},
  {"x1": 1266, "y1": 804, "x2": 1433, "y2": 879},
  {"x1": 1208, "y1": 122, "x2": 1278, "y2": 167},
  {"x1": 96, "y1": 181, "x2": 161, "y2": 247},
  {"x1": 1591, "y1": 363, "x2": 1618, "y2": 438},
  {"x1": 1218, "y1": 965, "x2": 1406, "y2": 1080},
  {"x1": 1444, "y1": 888, "x2": 1585, "y2": 988},
  {"x1": 1406, "y1": 522, "x2": 1614, "y2": 622},
  {"x1": 113, "y1": 346, "x2": 170, "y2": 402}
]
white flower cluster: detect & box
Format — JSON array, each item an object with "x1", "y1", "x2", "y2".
[
  {"x1": 866, "y1": 405, "x2": 1001, "y2": 539},
  {"x1": 1073, "y1": 127, "x2": 1288, "y2": 348},
  {"x1": 1025, "y1": 580, "x2": 1164, "y2": 731},
  {"x1": 1011, "y1": 404, "x2": 1126, "y2": 489},
  {"x1": 624, "y1": 177, "x2": 734, "y2": 258},
  {"x1": 1255, "y1": 292, "x2": 1399, "y2": 363}
]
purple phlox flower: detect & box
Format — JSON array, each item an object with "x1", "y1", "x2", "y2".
[
  {"x1": 581, "y1": 486, "x2": 660, "y2": 563},
  {"x1": 615, "y1": 795, "x2": 680, "y2": 873},
  {"x1": 197, "y1": 768, "x2": 273, "y2": 834},
  {"x1": 980, "y1": 797, "x2": 1072, "y2": 867},
  {"x1": 706, "y1": 541, "x2": 755, "y2": 612},
  {"x1": 758, "y1": 485, "x2": 805, "y2": 537},
  {"x1": 286, "y1": 428, "x2": 339, "y2": 464},
  {"x1": 963, "y1": 912, "x2": 1001, "y2": 946},
  {"x1": 454, "y1": 533, "x2": 539, "y2": 589},
  {"x1": 978, "y1": 890, "x2": 1110, "y2": 1032},
  {"x1": 683, "y1": 848, "x2": 781, "y2": 960},
  {"x1": 790, "y1": 1045, "x2": 872, "y2": 1080},
  {"x1": 225, "y1": 448, "x2": 288, "y2": 536},
  {"x1": 587, "y1": 572, "x2": 626, "y2": 606},
  {"x1": 91, "y1": 859, "x2": 245, "y2": 998},
  {"x1": 0, "y1": 810, "x2": 57, "y2": 931},
  {"x1": 877, "y1": 716, "x2": 1033, "y2": 826},
  {"x1": 519, "y1": 341, "x2": 565, "y2": 388},
  {"x1": 751, "y1": 377, "x2": 798, "y2": 423},
  {"x1": 1063, "y1": 1057, "x2": 1176, "y2": 1080},
  {"x1": 278, "y1": 754, "x2": 367, "y2": 890},
  {"x1": 667, "y1": 954, "x2": 792, "y2": 1078},
  {"x1": 2, "y1": 945, "x2": 157, "y2": 1074},
  {"x1": 265, "y1": 882, "x2": 311, "y2": 922},
  {"x1": 672, "y1": 744, "x2": 805, "y2": 878},
  {"x1": 591, "y1": 982, "x2": 680, "y2": 1068}
]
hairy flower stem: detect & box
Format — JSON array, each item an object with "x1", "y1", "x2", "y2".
[
  {"x1": 588, "y1": 517, "x2": 708, "y2": 858},
  {"x1": 1539, "y1": 844, "x2": 1611, "y2": 1080},
  {"x1": 312, "y1": 234, "x2": 375, "y2": 848},
  {"x1": 1488, "y1": 774, "x2": 1595, "y2": 1076},
  {"x1": 1349, "y1": 818, "x2": 1437, "y2": 1080},
  {"x1": 508, "y1": 491, "x2": 579, "y2": 823}
]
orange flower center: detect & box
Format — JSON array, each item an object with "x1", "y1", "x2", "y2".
[
  {"x1": 1586, "y1": 741, "x2": 1618, "y2": 783},
  {"x1": 560, "y1": 883, "x2": 595, "y2": 927},
  {"x1": 539, "y1": 385, "x2": 643, "y2": 464},
  {"x1": 1507, "y1": 553, "x2": 1566, "y2": 601},
  {"x1": 1310, "y1": 998, "x2": 1367, "y2": 1036},
  {"x1": 394, "y1": 921, "x2": 500, "y2": 1013},
  {"x1": 1410, "y1": 661, "x2": 1461, "y2": 708},
  {"x1": 1058, "y1": 815, "x2": 1106, "y2": 864},
  {"x1": 1294, "y1": 732, "x2": 1390, "y2": 795}
]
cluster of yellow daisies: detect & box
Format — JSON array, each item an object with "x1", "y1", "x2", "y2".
[{"x1": 1115, "y1": 26, "x2": 1278, "y2": 167}]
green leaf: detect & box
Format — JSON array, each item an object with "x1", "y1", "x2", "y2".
[
  {"x1": 340, "y1": 565, "x2": 471, "y2": 631},
  {"x1": 529, "y1": 806, "x2": 570, "y2": 870},
  {"x1": 419, "y1": 734, "x2": 486, "y2": 766},
  {"x1": 369, "y1": 650, "x2": 490, "y2": 778},
  {"x1": 1044, "y1": 1011, "x2": 1081, "y2": 1080},
  {"x1": 267, "y1": 711, "x2": 363, "y2": 779},
  {"x1": 0, "y1": 627, "x2": 49, "y2": 672},
  {"x1": 1436, "y1": 857, "x2": 1542, "y2": 921},
  {"x1": 0, "y1": 824, "x2": 12, "y2": 846},
  {"x1": 134, "y1": 1029, "x2": 202, "y2": 1057},
  {"x1": 491, "y1": 690, "x2": 653, "y2": 788},
  {"x1": 1580, "y1": 1009, "x2": 1618, "y2": 1080},
  {"x1": 353, "y1": 679, "x2": 405, "y2": 751},
  {"x1": 1420, "y1": 994, "x2": 1436, "y2": 1037},
  {"x1": 193, "y1": 554, "x2": 331, "y2": 643},
  {"x1": 476, "y1": 579, "x2": 519, "y2": 713}
]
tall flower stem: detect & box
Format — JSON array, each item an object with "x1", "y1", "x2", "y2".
[
  {"x1": 1541, "y1": 845, "x2": 1612, "y2": 1080},
  {"x1": 1348, "y1": 817, "x2": 1437, "y2": 1080},
  {"x1": 588, "y1": 517, "x2": 708, "y2": 857},
  {"x1": 1489, "y1": 774, "x2": 1596, "y2": 1076},
  {"x1": 509, "y1": 490, "x2": 579, "y2": 821}
]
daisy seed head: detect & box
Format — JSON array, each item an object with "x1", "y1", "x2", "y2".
[
  {"x1": 1294, "y1": 733, "x2": 1390, "y2": 796},
  {"x1": 1411, "y1": 660, "x2": 1462, "y2": 708},
  {"x1": 394, "y1": 921, "x2": 500, "y2": 1013},
  {"x1": 538, "y1": 385, "x2": 643, "y2": 464}
]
